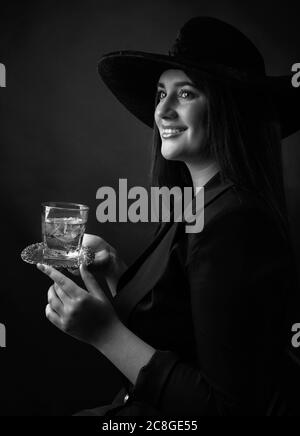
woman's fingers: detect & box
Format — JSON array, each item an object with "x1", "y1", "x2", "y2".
[
  {"x1": 79, "y1": 264, "x2": 104, "y2": 299},
  {"x1": 54, "y1": 283, "x2": 70, "y2": 305},
  {"x1": 52, "y1": 282, "x2": 71, "y2": 306},
  {"x1": 82, "y1": 234, "x2": 113, "y2": 268},
  {"x1": 94, "y1": 249, "x2": 110, "y2": 263},
  {"x1": 48, "y1": 285, "x2": 64, "y2": 315},
  {"x1": 40, "y1": 263, "x2": 118, "y2": 345},
  {"x1": 37, "y1": 263, "x2": 81, "y2": 299},
  {"x1": 45, "y1": 304, "x2": 62, "y2": 329},
  {"x1": 82, "y1": 233, "x2": 106, "y2": 251}
]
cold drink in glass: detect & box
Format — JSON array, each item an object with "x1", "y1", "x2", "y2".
[{"x1": 42, "y1": 202, "x2": 89, "y2": 260}]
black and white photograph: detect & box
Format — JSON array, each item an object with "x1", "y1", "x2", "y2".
[{"x1": 0, "y1": 0, "x2": 300, "y2": 418}]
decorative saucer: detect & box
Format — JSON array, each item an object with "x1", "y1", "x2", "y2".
[{"x1": 21, "y1": 243, "x2": 95, "y2": 271}]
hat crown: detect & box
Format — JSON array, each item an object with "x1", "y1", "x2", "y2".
[
  {"x1": 98, "y1": 16, "x2": 298, "y2": 138},
  {"x1": 170, "y1": 17, "x2": 266, "y2": 75}
]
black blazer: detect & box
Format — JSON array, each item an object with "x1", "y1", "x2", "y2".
[{"x1": 79, "y1": 172, "x2": 296, "y2": 416}]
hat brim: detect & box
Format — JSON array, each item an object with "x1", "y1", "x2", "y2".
[{"x1": 98, "y1": 50, "x2": 299, "y2": 139}]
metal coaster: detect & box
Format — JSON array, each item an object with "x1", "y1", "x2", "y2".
[{"x1": 21, "y1": 242, "x2": 95, "y2": 271}]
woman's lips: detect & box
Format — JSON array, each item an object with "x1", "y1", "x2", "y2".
[{"x1": 161, "y1": 128, "x2": 187, "y2": 139}]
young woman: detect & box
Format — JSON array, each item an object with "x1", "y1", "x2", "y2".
[{"x1": 37, "y1": 17, "x2": 299, "y2": 416}]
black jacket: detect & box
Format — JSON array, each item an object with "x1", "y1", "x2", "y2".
[{"x1": 78, "y1": 172, "x2": 296, "y2": 416}]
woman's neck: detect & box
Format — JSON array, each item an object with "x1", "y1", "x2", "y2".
[{"x1": 186, "y1": 160, "x2": 220, "y2": 194}]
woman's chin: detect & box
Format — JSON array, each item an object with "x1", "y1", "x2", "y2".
[{"x1": 161, "y1": 145, "x2": 182, "y2": 161}]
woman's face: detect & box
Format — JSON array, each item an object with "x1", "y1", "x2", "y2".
[{"x1": 154, "y1": 69, "x2": 208, "y2": 164}]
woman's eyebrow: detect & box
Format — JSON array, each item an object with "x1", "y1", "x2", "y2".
[{"x1": 157, "y1": 81, "x2": 196, "y2": 88}]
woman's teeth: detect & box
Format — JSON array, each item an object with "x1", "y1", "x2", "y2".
[{"x1": 161, "y1": 128, "x2": 186, "y2": 139}]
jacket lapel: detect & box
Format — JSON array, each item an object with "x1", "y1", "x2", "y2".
[{"x1": 114, "y1": 174, "x2": 235, "y2": 324}]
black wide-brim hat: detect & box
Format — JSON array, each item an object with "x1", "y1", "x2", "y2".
[{"x1": 98, "y1": 17, "x2": 299, "y2": 139}]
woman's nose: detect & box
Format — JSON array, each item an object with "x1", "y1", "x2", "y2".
[{"x1": 155, "y1": 97, "x2": 177, "y2": 120}]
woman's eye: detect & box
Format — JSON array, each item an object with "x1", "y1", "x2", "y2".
[
  {"x1": 157, "y1": 90, "x2": 166, "y2": 100},
  {"x1": 156, "y1": 89, "x2": 195, "y2": 101},
  {"x1": 179, "y1": 89, "x2": 194, "y2": 99}
]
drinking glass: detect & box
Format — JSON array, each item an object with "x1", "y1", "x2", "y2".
[{"x1": 42, "y1": 202, "x2": 89, "y2": 260}]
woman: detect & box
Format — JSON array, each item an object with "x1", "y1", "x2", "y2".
[{"x1": 37, "y1": 17, "x2": 299, "y2": 416}]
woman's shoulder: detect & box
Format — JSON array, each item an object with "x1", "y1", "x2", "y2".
[
  {"x1": 190, "y1": 181, "x2": 290, "y2": 253},
  {"x1": 186, "y1": 183, "x2": 289, "y2": 261},
  {"x1": 203, "y1": 183, "x2": 272, "y2": 228}
]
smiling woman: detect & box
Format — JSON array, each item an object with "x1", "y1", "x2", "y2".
[
  {"x1": 151, "y1": 66, "x2": 289, "y2": 243},
  {"x1": 155, "y1": 70, "x2": 208, "y2": 166},
  {"x1": 40, "y1": 16, "x2": 300, "y2": 416}
]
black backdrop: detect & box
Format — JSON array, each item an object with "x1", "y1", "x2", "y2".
[{"x1": 0, "y1": 0, "x2": 300, "y2": 416}]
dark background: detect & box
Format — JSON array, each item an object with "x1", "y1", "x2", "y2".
[{"x1": 0, "y1": 0, "x2": 299, "y2": 416}]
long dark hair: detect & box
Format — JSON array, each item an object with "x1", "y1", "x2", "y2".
[{"x1": 149, "y1": 69, "x2": 291, "y2": 243}]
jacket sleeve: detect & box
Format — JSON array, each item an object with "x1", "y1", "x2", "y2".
[{"x1": 129, "y1": 207, "x2": 291, "y2": 416}]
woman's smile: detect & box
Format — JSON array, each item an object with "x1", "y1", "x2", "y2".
[{"x1": 161, "y1": 127, "x2": 187, "y2": 139}]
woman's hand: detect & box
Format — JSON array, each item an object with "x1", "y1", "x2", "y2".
[
  {"x1": 37, "y1": 263, "x2": 121, "y2": 348},
  {"x1": 81, "y1": 234, "x2": 128, "y2": 297}
]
